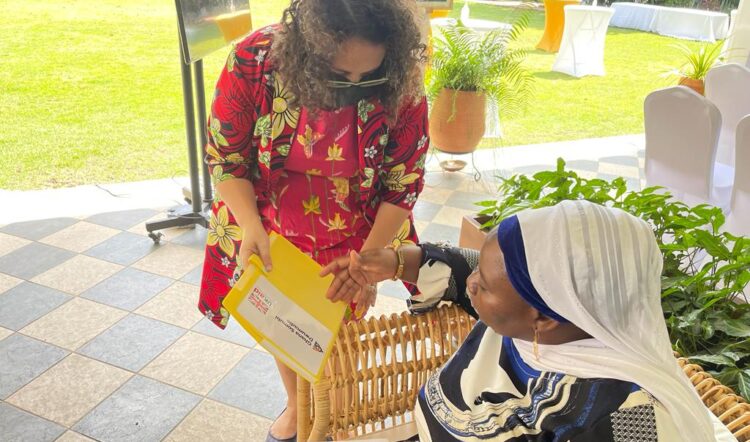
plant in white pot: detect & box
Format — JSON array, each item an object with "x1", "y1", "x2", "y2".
[{"x1": 426, "y1": 14, "x2": 533, "y2": 155}]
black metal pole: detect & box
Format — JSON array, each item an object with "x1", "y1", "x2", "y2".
[
  {"x1": 179, "y1": 43, "x2": 202, "y2": 215},
  {"x1": 194, "y1": 60, "x2": 213, "y2": 204}
]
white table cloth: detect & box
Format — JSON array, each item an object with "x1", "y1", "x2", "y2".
[
  {"x1": 553, "y1": 5, "x2": 615, "y2": 77},
  {"x1": 610, "y1": 2, "x2": 659, "y2": 31},
  {"x1": 610, "y1": 2, "x2": 730, "y2": 42}
]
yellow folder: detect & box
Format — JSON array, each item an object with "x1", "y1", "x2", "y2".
[{"x1": 222, "y1": 232, "x2": 347, "y2": 382}]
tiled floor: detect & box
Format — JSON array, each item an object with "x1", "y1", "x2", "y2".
[{"x1": 0, "y1": 137, "x2": 645, "y2": 441}]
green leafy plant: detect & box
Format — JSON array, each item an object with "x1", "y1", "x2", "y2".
[
  {"x1": 669, "y1": 41, "x2": 724, "y2": 80},
  {"x1": 426, "y1": 12, "x2": 534, "y2": 120},
  {"x1": 476, "y1": 159, "x2": 750, "y2": 398}
]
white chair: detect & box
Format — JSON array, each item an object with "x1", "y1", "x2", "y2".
[
  {"x1": 724, "y1": 115, "x2": 750, "y2": 236},
  {"x1": 644, "y1": 86, "x2": 734, "y2": 211},
  {"x1": 725, "y1": 0, "x2": 750, "y2": 68},
  {"x1": 552, "y1": 5, "x2": 614, "y2": 77},
  {"x1": 705, "y1": 63, "x2": 750, "y2": 167}
]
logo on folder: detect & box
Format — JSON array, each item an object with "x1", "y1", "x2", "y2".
[{"x1": 313, "y1": 341, "x2": 323, "y2": 353}]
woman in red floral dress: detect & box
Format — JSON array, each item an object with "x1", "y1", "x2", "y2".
[{"x1": 198, "y1": 0, "x2": 429, "y2": 440}]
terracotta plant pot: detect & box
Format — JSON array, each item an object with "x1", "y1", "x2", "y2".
[
  {"x1": 429, "y1": 88, "x2": 486, "y2": 155},
  {"x1": 459, "y1": 214, "x2": 491, "y2": 250},
  {"x1": 679, "y1": 77, "x2": 705, "y2": 96}
]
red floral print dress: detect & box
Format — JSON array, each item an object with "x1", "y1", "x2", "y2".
[
  {"x1": 199, "y1": 26, "x2": 430, "y2": 329},
  {"x1": 262, "y1": 106, "x2": 368, "y2": 265}
]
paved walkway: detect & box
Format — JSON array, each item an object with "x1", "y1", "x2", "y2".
[{"x1": 0, "y1": 135, "x2": 644, "y2": 441}]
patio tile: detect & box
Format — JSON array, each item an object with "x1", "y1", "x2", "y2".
[
  {"x1": 208, "y1": 349, "x2": 287, "y2": 419},
  {"x1": 0, "y1": 334, "x2": 68, "y2": 399},
  {"x1": 414, "y1": 220, "x2": 429, "y2": 236},
  {"x1": 82, "y1": 231, "x2": 157, "y2": 266},
  {"x1": 38, "y1": 221, "x2": 119, "y2": 253},
  {"x1": 511, "y1": 164, "x2": 554, "y2": 176},
  {"x1": 0, "y1": 272, "x2": 22, "y2": 294},
  {"x1": 81, "y1": 267, "x2": 173, "y2": 311},
  {"x1": 565, "y1": 159, "x2": 600, "y2": 172},
  {"x1": 0, "y1": 282, "x2": 72, "y2": 331},
  {"x1": 191, "y1": 316, "x2": 256, "y2": 348},
  {"x1": 457, "y1": 177, "x2": 497, "y2": 194},
  {"x1": 131, "y1": 243, "x2": 204, "y2": 279},
  {"x1": 366, "y1": 293, "x2": 408, "y2": 319},
  {"x1": 7, "y1": 354, "x2": 132, "y2": 427},
  {"x1": 597, "y1": 162, "x2": 640, "y2": 179},
  {"x1": 0, "y1": 326, "x2": 11, "y2": 341},
  {"x1": 420, "y1": 223, "x2": 460, "y2": 246},
  {"x1": 0, "y1": 217, "x2": 78, "y2": 241},
  {"x1": 0, "y1": 402, "x2": 65, "y2": 442},
  {"x1": 170, "y1": 227, "x2": 208, "y2": 250},
  {"x1": 180, "y1": 264, "x2": 203, "y2": 286},
  {"x1": 55, "y1": 431, "x2": 95, "y2": 442},
  {"x1": 73, "y1": 375, "x2": 200, "y2": 442},
  {"x1": 600, "y1": 155, "x2": 640, "y2": 167},
  {"x1": 128, "y1": 213, "x2": 194, "y2": 242},
  {"x1": 412, "y1": 200, "x2": 442, "y2": 222},
  {"x1": 20, "y1": 297, "x2": 127, "y2": 351},
  {"x1": 165, "y1": 398, "x2": 271, "y2": 442},
  {"x1": 135, "y1": 281, "x2": 204, "y2": 329},
  {"x1": 445, "y1": 191, "x2": 491, "y2": 211},
  {"x1": 424, "y1": 171, "x2": 470, "y2": 190},
  {"x1": 0, "y1": 232, "x2": 31, "y2": 258},
  {"x1": 419, "y1": 186, "x2": 454, "y2": 205},
  {"x1": 432, "y1": 206, "x2": 474, "y2": 228},
  {"x1": 0, "y1": 242, "x2": 76, "y2": 280},
  {"x1": 30, "y1": 255, "x2": 123, "y2": 295},
  {"x1": 140, "y1": 331, "x2": 248, "y2": 396},
  {"x1": 78, "y1": 314, "x2": 186, "y2": 372},
  {"x1": 85, "y1": 208, "x2": 159, "y2": 230}
]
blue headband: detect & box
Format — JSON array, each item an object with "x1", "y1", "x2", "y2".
[{"x1": 497, "y1": 215, "x2": 568, "y2": 323}]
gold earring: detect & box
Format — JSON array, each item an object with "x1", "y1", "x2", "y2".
[{"x1": 533, "y1": 328, "x2": 540, "y2": 361}]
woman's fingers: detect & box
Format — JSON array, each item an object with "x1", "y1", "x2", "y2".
[
  {"x1": 320, "y1": 256, "x2": 348, "y2": 277},
  {"x1": 338, "y1": 276, "x2": 360, "y2": 304},
  {"x1": 257, "y1": 239, "x2": 273, "y2": 272},
  {"x1": 326, "y1": 270, "x2": 348, "y2": 300}
]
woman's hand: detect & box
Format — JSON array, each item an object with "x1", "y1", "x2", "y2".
[
  {"x1": 320, "y1": 249, "x2": 398, "y2": 301},
  {"x1": 352, "y1": 284, "x2": 377, "y2": 318},
  {"x1": 239, "y1": 220, "x2": 272, "y2": 272}
]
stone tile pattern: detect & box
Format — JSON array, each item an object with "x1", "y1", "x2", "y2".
[{"x1": 0, "y1": 154, "x2": 643, "y2": 440}]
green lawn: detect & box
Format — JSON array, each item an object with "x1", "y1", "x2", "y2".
[{"x1": 0, "y1": 0, "x2": 700, "y2": 190}]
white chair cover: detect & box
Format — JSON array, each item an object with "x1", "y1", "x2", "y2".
[
  {"x1": 725, "y1": 0, "x2": 750, "y2": 67},
  {"x1": 725, "y1": 115, "x2": 750, "y2": 236},
  {"x1": 705, "y1": 63, "x2": 750, "y2": 167},
  {"x1": 552, "y1": 6, "x2": 614, "y2": 77},
  {"x1": 644, "y1": 86, "x2": 734, "y2": 211}
]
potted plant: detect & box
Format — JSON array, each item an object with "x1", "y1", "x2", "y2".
[
  {"x1": 463, "y1": 159, "x2": 750, "y2": 399},
  {"x1": 670, "y1": 41, "x2": 723, "y2": 95},
  {"x1": 427, "y1": 15, "x2": 533, "y2": 154}
]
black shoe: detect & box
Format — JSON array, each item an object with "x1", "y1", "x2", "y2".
[
  {"x1": 266, "y1": 408, "x2": 296, "y2": 442},
  {"x1": 264, "y1": 431, "x2": 296, "y2": 442}
]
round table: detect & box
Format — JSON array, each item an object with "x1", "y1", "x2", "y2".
[{"x1": 537, "y1": 0, "x2": 581, "y2": 52}]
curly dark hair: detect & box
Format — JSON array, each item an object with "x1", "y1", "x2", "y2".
[{"x1": 271, "y1": 0, "x2": 426, "y2": 121}]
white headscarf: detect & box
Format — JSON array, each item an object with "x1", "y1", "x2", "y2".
[{"x1": 509, "y1": 200, "x2": 731, "y2": 442}]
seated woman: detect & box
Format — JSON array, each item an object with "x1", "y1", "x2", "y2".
[{"x1": 322, "y1": 200, "x2": 736, "y2": 441}]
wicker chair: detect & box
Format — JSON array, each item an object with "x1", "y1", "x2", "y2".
[{"x1": 297, "y1": 304, "x2": 750, "y2": 441}]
